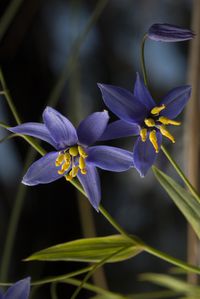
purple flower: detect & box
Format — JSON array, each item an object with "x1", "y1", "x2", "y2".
[
  {"x1": 98, "y1": 73, "x2": 191, "y2": 177},
  {"x1": 9, "y1": 107, "x2": 133, "y2": 210},
  {"x1": 147, "y1": 23, "x2": 195, "y2": 42},
  {"x1": 0, "y1": 277, "x2": 30, "y2": 299}
]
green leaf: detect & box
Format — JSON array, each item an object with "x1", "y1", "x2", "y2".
[
  {"x1": 26, "y1": 235, "x2": 142, "y2": 263},
  {"x1": 140, "y1": 273, "x2": 200, "y2": 296},
  {"x1": 153, "y1": 166, "x2": 200, "y2": 239}
]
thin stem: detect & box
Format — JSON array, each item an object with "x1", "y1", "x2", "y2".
[
  {"x1": 140, "y1": 34, "x2": 148, "y2": 87},
  {"x1": 161, "y1": 145, "x2": 200, "y2": 203},
  {"x1": 144, "y1": 244, "x2": 200, "y2": 275},
  {"x1": 0, "y1": 69, "x2": 21, "y2": 124},
  {"x1": 70, "y1": 247, "x2": 128, "y2": 299},
  {"x1": 50, "y1": 283, "x2": 58, "y2": 299},
  {"x1": 62, "y1": 278, "x2": 123, "y2": 299}
]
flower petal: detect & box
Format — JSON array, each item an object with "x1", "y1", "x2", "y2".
[
  {"x1": 98, "y1": 83, "x2": 147, "y2": 124},
  {"x1": 77, "y1": 165, "x2": 101, "y2": 211},
  {"x1": 8, "y1": 123, "x2": 57, "y2": 148},
  {"x1": 148, "y1": 23, "x2": 195, "y2": 42},
  {"x1": 87, "y1": 146, "x2": 134, "y2": 171},
  {"x1": 160, "y1": 85, "x2": 191, "y2": 119},
  {"x1": 133, "y1": 132, "x2": 162, "y2": 177},
  {"x1": 133, "y1": 73, "x2": 155, "y2": 109},
  {"x1": 77, "y1": 111, "x2": 109, "y2": 146},
  {"x1": 43, "y1": 107, "x2": 78, "y2": 149},
  {"x1": 0, "y1": 289, "x2": 3, "y2": 299},
  {"x1": 22, "y1": 152, "x2": 62, "y2": 186},
  {"x1": 5, "y1": 277, "x2": 30, "y2": 299},
  {"x1": 99, "y1": 120, "x2": 140, "y2": 141}
]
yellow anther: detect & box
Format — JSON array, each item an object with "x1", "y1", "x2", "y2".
[
  {"x1": 79, "y1": 156, "x2": 86, "y2": 170},
  {"x1": 140, "y1": 128, "x2": 147, "y2": 142},
  {"x1": 65, "y1": 173, "x2": 73, "y2": 181},
  {"x1": 159, "y1": 125, "x2": 175, "y2": 143},
  {"x1": 57, "y1": 161, "x2": 70, "y2": 175},
  {"x1": 158, "y1": 116, "x2": 181, "y2": 126},
  {"x1": 151, "y1": 104, "x2": 165, "y2": 115},
  {"x1": 78, "y1": 146, "x2": 88, "y2": 158},
  {"x1": 81, "y1": 168, "x2": 87, "y2": 175},
  {"x1": 64, "y1": 152, "x2": 71, "y2": 162},
  {"x1": 72, "y1": 166, "x2": 79, "y2": 177},
  {"x1": 144, "y1": 118, "x2": 155, "y2": 127},
  {"x1": 69, "y1": 146, "x2": 78, "y2": 156},
  {"x1": 149, "y1": 130, "x2": 159, "y2": 153},
  {"x1": 55, "y1": 153, "x2": 65, "y2": 166}
]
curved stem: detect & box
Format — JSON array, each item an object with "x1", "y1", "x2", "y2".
[
  {"x1": 161, "y1": 145, "x2": 200, "y2": 203},
  {"x1": 140, "y1": 34, "x2": 148, "y2": 87}
]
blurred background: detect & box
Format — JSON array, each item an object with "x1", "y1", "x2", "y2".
[{"x1": 0, "y1": 0, "x2": 194, "y2": 298}]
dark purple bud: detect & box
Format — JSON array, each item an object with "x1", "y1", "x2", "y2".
[{"x1": 147, "y1": 23, "x2": 195, "y2": 42}]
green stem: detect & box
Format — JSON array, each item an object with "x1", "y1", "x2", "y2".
[
  {"x1": 70, "y1": 247, "x2": 128, "y2": 299},
  {"x1": 144, "y1": 244, "x2": 200, "y2": 275},
  {"x1": 140, "y1": 34, "x2": 148, "y2": 87},
  {"x1": 161, "y1": 145, "x2": 200, "y2": 203}
]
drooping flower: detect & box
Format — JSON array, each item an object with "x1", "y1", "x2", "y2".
[
  {"x1": 147, "y1": 23, "x2": 195, "y2": 42},
  {"x1": 0, "y1": 277, "x2": 30, "y2": 299},
  {"x1": 9, "y1": 107, "x2": 133, "y2": 210},
  {"x1": 98, "y1": 73, "x2": 191, "y2": 177}
]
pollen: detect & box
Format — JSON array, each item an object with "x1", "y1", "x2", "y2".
[
  {"x1": 149, "y1": 130, "x2": 159, "y2": 153},
  {"x1": 158, "y1": 116, "x2": 181, "y2": 126},
  {"x1": 78, "y1": 146, "x2": 88, "y2": 158},
  {"x1": 151, "y1": 104, "x2": 165, "y2": 115},
  {"x1": 81, "y1": 168, "x2": 87, "y2": 174},
  {"x1": 55, "y1": 152, "x2": 65, "y2": 166},
  {"x1": 140, "y1": 128, "x2": 147, "y2": 142},
  {"x1": 144, "y1": 118, "x2": 155, "y2": 127},
  {"x1": 79, "y1": 156, "x2": 86, "y2": 169},
  {"x1": 69, "y1": 146, "x2": 78, "y2": 156},
  {"x1": 159, "y1": 125, "x2": 175, "y2": 143}
]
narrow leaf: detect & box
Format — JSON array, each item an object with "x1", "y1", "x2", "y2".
[
  {"x1": 26, "y1": 235, "x2": 142, "y2": 263},
  {"x1": 153, "y1": 166, "x2": 200, "y2": 239}
]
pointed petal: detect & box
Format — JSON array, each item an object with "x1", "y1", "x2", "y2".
[
  {"x1": 77, "y1": 111, "x2": 109, "y2": 146},
  {"x1": 87, "y1": 146, "x2": 134, "y2": 172},
  {"x1": 133, "y1": 132, "x2": 162, "y2": 177},
  {"x1": 43, "y1": 107, "x2": 78, "y2": 149},
  {"x1": 98, "y1": 83, "x2": 147, "y2": 124},
  {"x1": 133, "y1": 73, "x2": 155, "y2": 109},
  {"x1": 77, "y1": 165, "x2": 101, "y2": 211},
  {"x1": 22, "y1": 152, "x2": 62, "y2": 186},
  {"x1": 99, "y1": 120, "x2": 139, "y2": 141},
  {"x1": 5, "y1": 277, "x2": 30, "y2": 299},
  {"x1": 8, "y1": 123, "x2": 57, "y2": 148},
  {"x1": 160, "y1": 85, "x2": 191, "y2": 119}
]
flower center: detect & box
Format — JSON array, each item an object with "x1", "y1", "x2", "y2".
[
  {"x1": 55, "y1": 145, "x2": 88, "y2": 181},
  {"x1": 139, "y1": 104, "x2": 181, "y2": 153}
]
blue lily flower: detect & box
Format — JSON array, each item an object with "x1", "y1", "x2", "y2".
[
  {"x1": 0, "y1": 277, "x2": 30, "y2": 299},
  {"x1": 147, "y1": 23, "x2": 195, "y2": 42},
  {"x1": 98, "y1": 73, "x2": 191, "y2": 177},
  {"x1": 9, "y1": 107, "x2": 133, "y2": 210}
]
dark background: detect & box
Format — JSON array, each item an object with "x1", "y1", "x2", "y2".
[{"x1": 0, "y1": 0, "x2": 193, "y2": 298}]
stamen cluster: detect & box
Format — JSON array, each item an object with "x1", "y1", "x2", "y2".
[
  {"x1": 139, "y1": 104, "x2": 181, "y2": 153},
  {"x1": 55, "y1": 145, "x2": 88, "y2": 181}
]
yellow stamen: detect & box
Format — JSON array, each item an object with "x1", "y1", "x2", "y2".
[
  {"x1": 149, "y1": 130, "x2": 159, "y2": 153},
  {"x1": 144, "y1": 118, "x2": 155, "y2": 127},
  {"x1": 81, "y1": 168, "x2": 87, "y2": 174},
  {"x1": 64, "y1": 152, "x2": 71, "y2": 162},
  {"x1": 72, "y1": 166, "x2": 79, "y2": 177},
  {"x1": 159, "y1": 116, "x2": 181, "y2": 126},
  {"x1": 69, "y1": 146, "x2": 78, "y2": 156},
  {"x1": 78, "y1": 146, "x2": 88, "y2": 158},
  {"x1": 140, "y1": 128, "x2": 147, "y2": 142},
  {"x1": 65, "y1": 173, "x2": 73, "y2": 181},
  {"x1": 79, "y1": 156, "x2": 86, "y2": 170},
  {"x1": 151, "y1": 104, "x2": 165, "y2": 115},
  {"x1": 57, "y1": 161, "x2": 71, "y2": 175},
  {"x1": 159, "y1": 125, "x2": 175, "y2": 143},
  {"x1": 55, "y1": 153, "x2": 65, "y2": 166}
]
